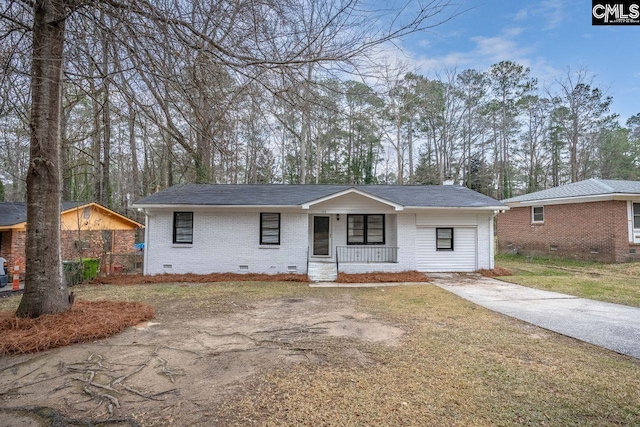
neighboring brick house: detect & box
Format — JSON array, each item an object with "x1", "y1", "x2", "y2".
[
  {"x1": 497, "y1": 179, "x2": 640, "y2": 262},
  {"x1": 0, "y1": 202, "x2": 143, "y2": 274},
  {"x1": 132, "y1": 184, "x2": 505, "y2": 281}
]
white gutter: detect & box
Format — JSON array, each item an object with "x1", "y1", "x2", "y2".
[
  {"x1": 404, "y1": 206, "x2": 508, "y2": 211},
  {"x1": 131, "y1": 204, "x2": 300, "y2": 209},
  {"x1": 133, "y1": 204, "x2": 507, "y2": 211}
]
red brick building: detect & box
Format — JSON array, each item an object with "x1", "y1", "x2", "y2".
[
  {"x1": 0, "y1": 202, "x2": 143, "y2": 274},
  {"x1": 497, "y1": 179, "x2": 640, "y2": 263}
]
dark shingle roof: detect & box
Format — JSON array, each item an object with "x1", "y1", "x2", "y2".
[
  {"x1": 0, "y1": 202, "x2": 85, "y2": 227},
  {"x1": 503, "y1": 179, "x2": 640, "y2": 204},
  {"x1": 134, "y1": 184, "x2": 503, "y2": 209}
]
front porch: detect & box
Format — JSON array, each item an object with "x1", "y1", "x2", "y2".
[
  {"x1": 303, "y1": 188, "x2": 408, "y2": 281},
  {"x1": 336, "y1": 245, "x2": 398, "y2": 264},
  {"x1": 307, "y1": 214, "x2": 400, "y2": 281},
  {"x1": 307, "y1": 245, "x2": 399, "y2": 282}
]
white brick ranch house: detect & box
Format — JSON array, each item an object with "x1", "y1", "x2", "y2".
[{"x1": 133, "y1": 184, "x2": 506, "y2": 281}]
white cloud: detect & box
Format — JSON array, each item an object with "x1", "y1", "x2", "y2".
[
  {"x1": 514, "y1": 9, "x2": 529, "y2": 21},
  {"x1": 471, "y1": 34, "x2": 530, "y2": 63},
  {"x1": 395, "y1": 26, "x2": 563, "y2": 87},
  {"x1": 513, "y1": 0, "x2": 567, "y2": 30}
]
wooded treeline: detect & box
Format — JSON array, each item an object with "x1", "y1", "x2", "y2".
[{"x1": 2, "y1": 2, "x2": 638, "y2": 220}]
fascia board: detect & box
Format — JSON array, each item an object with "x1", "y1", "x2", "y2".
[
  {"x1": 404, "y1": 206, "x2": 508, "y2": 212},
  {"x1": 132, "y1": 204, "x2": 300, "y2": 210}
]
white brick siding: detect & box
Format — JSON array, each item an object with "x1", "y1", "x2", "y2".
[
  {"x1": 144, "y1": 209, "x2": 308, "y2": 275},
  {"x1": 142, "y1": 206, "x2": 495, "y2": 276}
]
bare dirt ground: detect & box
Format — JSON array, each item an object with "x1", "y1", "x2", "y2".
[{"x1": 0, "y1": 292, "x2": 403, "y2": 426}]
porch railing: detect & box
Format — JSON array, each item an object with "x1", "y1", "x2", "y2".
[{"x1": 336, "y1": 246, "x2": 398, "y2": 264}]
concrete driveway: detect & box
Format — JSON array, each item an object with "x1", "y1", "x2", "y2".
[{"x1": 431, "y1": 273, "x2": 640, "y2": 359}]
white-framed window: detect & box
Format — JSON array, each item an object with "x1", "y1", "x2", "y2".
[
  {"x1": 633, "y1": 203, "x2": 640, "y2": 229},
  {"x1": 631, "y1": 202, "x2": 640, "y2": 244},
  {"x1": 532, "y1": 206, "x2": 544, "y2": 223}
]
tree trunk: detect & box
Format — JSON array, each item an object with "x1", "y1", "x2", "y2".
[
  {"x1": 91, "y1": 74, "x2": 102, "y2": 202},
  {"x1": 101, "y1": 24, "x2": 111, "y2": 205},
  {"x1": 396, "y1": 113, "x2": 403, "y2": 184},
  {"x1": 17, "y1": 0, "x2": 70, "y2": 318},
  {"x1": 128, "y1": 103, "x2": 140, "y2": 202},
  {"x1": 61, "y1": 107, "x2": 71, "y2": 201},
  {"x1": 571, "y1": 115, "x2": 579, "y2": 183},
  {"x1": 408, "y1": 117, "x2": 413, "y2": 184},
  {"x1": 102, "y1": 86, "x2": 111, "y2": 204}
]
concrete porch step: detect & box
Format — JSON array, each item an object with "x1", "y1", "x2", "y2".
[{"x1": 308, "y1": 262, "x2": 337, "y2": 282}]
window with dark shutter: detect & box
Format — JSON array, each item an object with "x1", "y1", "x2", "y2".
[
  {"x1": 260, "y1": 213, "x2": 280, "y2": 245},
  {"x1": 173, "y1": 212, "x2": 193, "y2": 244}
]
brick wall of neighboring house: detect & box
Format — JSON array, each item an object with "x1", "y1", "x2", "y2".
[
  {"x1": 497, "y1": 200, "x2": 640, "y2": 263},
  {"x1": 0, "y1": 231, "x2": 11, "y2": 267},
  {"x1": 60, "y1": 229, "x2": 137, "y2": 260},
  {"x1": 113, "y1": 230, "x2": 135, "y2": 254},
  {"x1": 2, "y1": 229, "x2": 137, "y2": 276},
  {"x1": 0, "y1": 230, "x2": 26, "y2": 277},
  {"x1": 10, "y1": 231, "x2": 26, "y2": 271},
  {"x1": 61, "y1": 230, "x2": 103, "y2": 260}
]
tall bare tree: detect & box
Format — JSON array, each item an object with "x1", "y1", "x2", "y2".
[
  {"x1": 3, "y1": 0, "x2": 459, "y2": 317},
  {"x1": 17, "y1": 0, "x2": 70, "y2": 317},
  {"x1": 554, "y1": 68, "x2": 612, "y2": 182}
]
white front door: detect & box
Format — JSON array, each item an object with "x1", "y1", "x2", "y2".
[{"x1": 313, "y1": 216, "x2": 331, "y2": 256}]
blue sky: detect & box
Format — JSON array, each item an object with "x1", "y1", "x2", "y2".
[{"x1": 396, "y1": 0, "x2": 639, "y2": 123}]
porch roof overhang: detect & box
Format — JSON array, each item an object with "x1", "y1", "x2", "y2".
[{"x1": 300, "y1": 188, "x2": 404, "y2": 211}]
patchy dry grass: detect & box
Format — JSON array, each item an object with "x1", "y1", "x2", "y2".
[
  {"x1": 217, "y1": 285, "x2": 640, "y2": 426},
  {"x1": 0, "y1": 280, "x2": 638, "y2": 426},
  {"x1": 496, "y1": 254, "x2": 640, "y2": 307}
]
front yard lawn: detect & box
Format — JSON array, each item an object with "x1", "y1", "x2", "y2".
[
  {"x1": 495, "y1": 254, "x2": 640, "y2": 307},
  {"x1": 0, "y1": 280, "x2": 638, "y2": 426}
]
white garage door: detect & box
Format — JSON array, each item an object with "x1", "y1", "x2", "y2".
[{"x1": 416, "y1": 227, "x2": 477, "y2": 272}]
